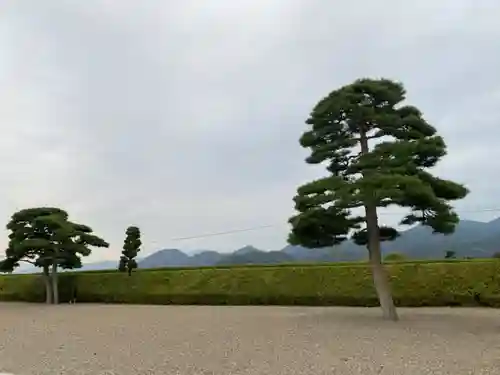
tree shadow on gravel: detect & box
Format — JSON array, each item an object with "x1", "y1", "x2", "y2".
[{"x1": 294, "y1": 307, "x2": 500, "y2": 335}]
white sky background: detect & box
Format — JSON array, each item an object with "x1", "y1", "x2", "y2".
[{"x1": 1, "y1": 1, "x2": 500, "y2": 261}]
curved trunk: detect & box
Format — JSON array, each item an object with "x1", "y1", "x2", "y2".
[
  {"x1": 359, "y1": 126, "x2": 398, "y2": 321},
  {"x1": 42, "y1": 265, "x2": 53, "y2": 304},
  {"x1": 365, "y1": 205, "x2": 399, "y2": 321}
]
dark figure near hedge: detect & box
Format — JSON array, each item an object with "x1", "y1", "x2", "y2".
[{"x1": 69, "y1": 284, "x2": 78, "y2": 304}]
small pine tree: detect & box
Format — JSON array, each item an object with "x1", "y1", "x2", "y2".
[
  {"x1": 0, "y1": 207, "x2": 109, "y2": 304},
  {"x1": 119, "y1": 226, "x2": 142, "y2": 276}
]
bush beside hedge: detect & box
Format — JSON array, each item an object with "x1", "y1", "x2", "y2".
[{"x1": 1, "y1": 260, "x2": 500, "y2": 307}]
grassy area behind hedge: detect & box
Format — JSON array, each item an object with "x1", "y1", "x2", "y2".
[
  {"x1": 1, "y1": 260, "x2": 500, "y2": 307},
  {"x1": 56, "y1": 257, "x2": 498, "y2": 275}
]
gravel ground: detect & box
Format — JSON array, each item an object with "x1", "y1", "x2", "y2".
[{"x1": 0, "y1": 304, "x2": 499, "y2": 375}]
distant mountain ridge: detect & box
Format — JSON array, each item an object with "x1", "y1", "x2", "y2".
[
  {"x1": 136, "y1": 218, "x2": 500, "y2": 268},
  {"x1": 10, "y1": 218, "x2": 500, "y2": 273}
]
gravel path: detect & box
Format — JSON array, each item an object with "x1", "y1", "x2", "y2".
[{"x1": 0, "y1": 304, "x2": 499, "y2": 374}]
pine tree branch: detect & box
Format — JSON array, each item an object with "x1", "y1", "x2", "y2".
[{"x1": 19, "y1": 259, "x2": 36, "y2": 265}]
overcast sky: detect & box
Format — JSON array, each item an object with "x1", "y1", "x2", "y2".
[{"x1": 1, "y1": 1, "x2": 499, "y2": 261}]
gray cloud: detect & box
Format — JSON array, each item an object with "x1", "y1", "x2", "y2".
[{"x1": 1, "y1": 0, "x2": 499, "y2": 260}]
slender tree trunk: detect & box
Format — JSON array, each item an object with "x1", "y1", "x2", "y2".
[
  {"x1": 51, "y1": 261, "x2": 59, "y2": 305},
  {"x1": 359, "y1": 127, "x2": 399, "y2": 321},
  {"x1": 365, "y1": 205, "x2": 399, "y2": 321},
  {"x1": 128, "y1": 267, "x2": 132, "y2": 276},
  {"x1": 42, "y1": 265, "x2": 53, "y2": 304}
]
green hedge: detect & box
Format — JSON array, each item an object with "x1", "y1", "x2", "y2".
[{"x1": 1, "y1": 260, "x2": 500, "y2": 307}]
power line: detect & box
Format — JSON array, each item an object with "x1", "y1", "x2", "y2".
[
  {"x1": 169, "y1": 207, "x2": 500, "y2": 241},
  {"x1": 171, "y1": 225, "x2": 277, "y2": 241}
]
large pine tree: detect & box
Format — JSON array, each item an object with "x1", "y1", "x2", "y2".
[{"x1": 288, "y1": 78, "x2": 469, "y2": 320}]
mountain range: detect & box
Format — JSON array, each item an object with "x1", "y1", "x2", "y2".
[{"x1": 12, "y1": 217, "x2": 500, "y2": 273}]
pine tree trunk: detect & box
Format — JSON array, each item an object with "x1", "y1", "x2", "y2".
[
  {"x1": 359, "y1": 126, "x2": 399, "y2": 321},
  {"x1": 365, "y1": 205, "x2": 399, "y2": 321},
  {"x1": 51, "y1": 261, "x2": 59, "y2": 305},
  {"x1": 43, "y1": 265, "x2": 53, "y2": 304}
]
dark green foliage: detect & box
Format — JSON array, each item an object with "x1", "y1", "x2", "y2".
[
  {"x1": 384, "y1": 252, "x2": 407, "y2": 262},
  {"x1": 352, "y1": 226, "x2": 400, "y2": 246},
  {"x1": 288, "y1": 206, "x2": 356, "y2": 248},
  {"x1": 120, "y1": 226, "x2": 141, "y2": 276},
  {"x1": 290, "y1": 78, "x2": 469, "y2": 249},
  {"x1": 0, "y1": 257, "x2": 19, "y2": 273},
  {"x1": 1, "y1": 261, "x2": 500, "y2": 307},
  {"x1": 445, "y1": 250, "x2": 456, "y2": 259},
  {"x1": 288, "y1": 78, "x2": 469, "y2": 319},
  {"x1": 492, "y1": 252, "x2": 500, "y2": 259},
  {"x1": 1, "y1": 207, "x2": 108, "y2": 271},
  {"x1": 0, "y1": 207, "x2": 109, "y2": 303},
  {"x1": 1, "y1": 208, "x2": 66, "y2": 271}
]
